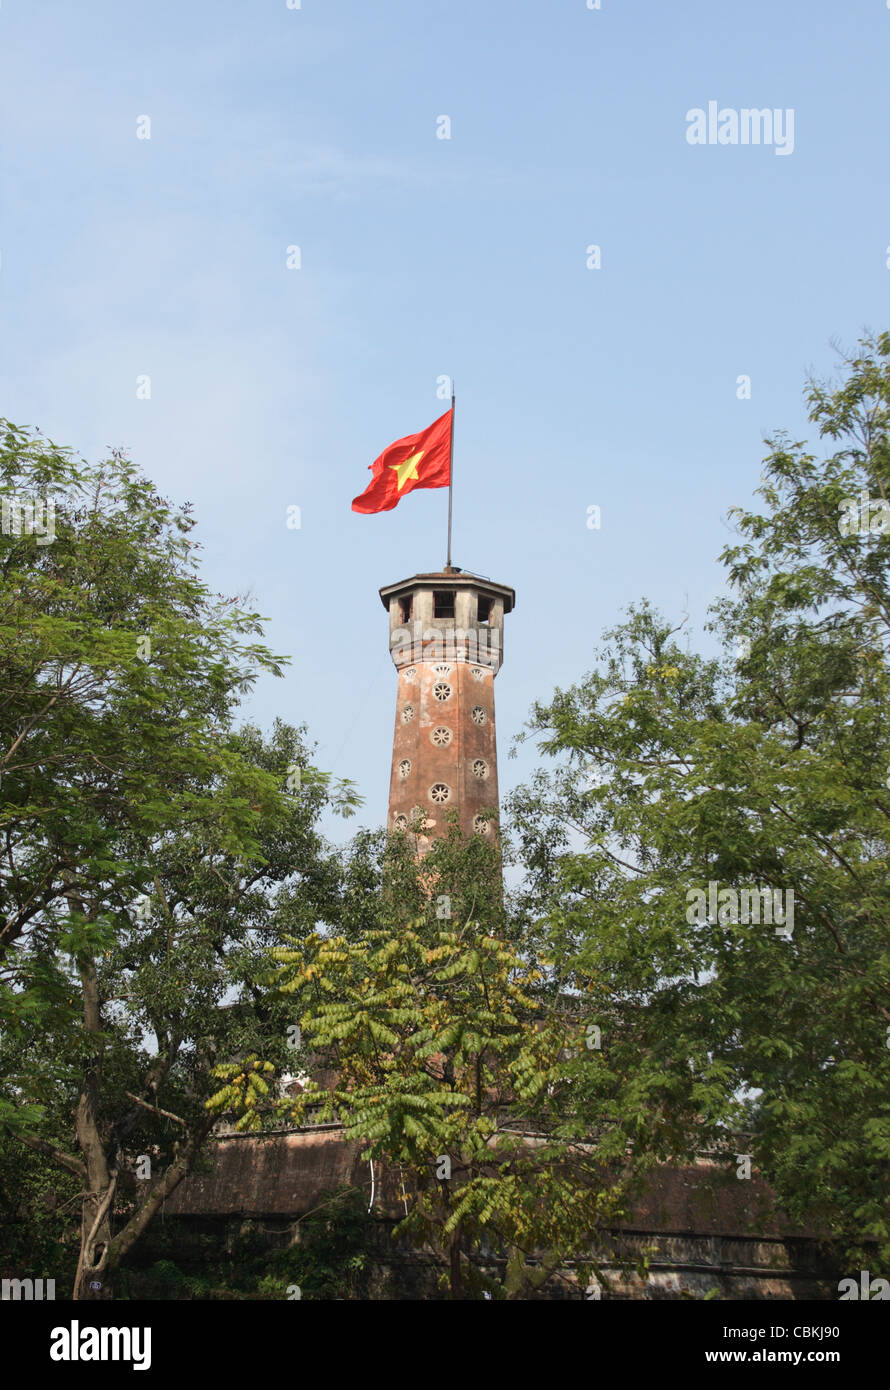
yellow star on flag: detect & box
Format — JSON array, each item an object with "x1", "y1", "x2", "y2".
[{"x1": 390, "y1": 449, "x2": 424, "y2": 491}]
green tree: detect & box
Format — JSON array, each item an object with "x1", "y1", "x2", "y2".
[
  {"x1": 509, "y1": 331, "x2": 890, "y2": 1275},
  {"x1": 210, "y1": 823, "x2": 655, "y2": 1299},
  {"x1": 0, "y1": 422, "x2": 358, "y2": 1297}
]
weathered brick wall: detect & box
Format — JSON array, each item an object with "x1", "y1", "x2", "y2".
[{"x1": 163, "y1": 1127, "x2": 838, "y2": 1299}]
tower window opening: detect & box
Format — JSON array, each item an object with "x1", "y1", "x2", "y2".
[
  {"x1": 477, "y1": 596, "x2": 492, "y2": 625},
  {"x1": 399, "y1": 595, "x2": 413, "y2": 623},
  {"x1": 434, "y1": 590, "x2": 455, "y2": 619}
]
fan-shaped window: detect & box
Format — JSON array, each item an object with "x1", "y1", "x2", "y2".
[
  {"x1": 432, "y1": 663, "x2": 452, "y2": 676},
  {"x1": 471, "y1": 667, "x2": 486, "y2": 682},
  {"x1": 403, "y1": 666, "x2": 417, "y2": 681}
]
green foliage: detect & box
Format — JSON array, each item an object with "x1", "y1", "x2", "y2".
[
  {"x1": 211, "y1": 828, "x2": 637, "y2": 1298},
  {"x1": 0, "y1": 1121, "x2": 80, "y2": 1282},
  {"x1": 114, "y1": 1190, "x2": 373, "y2": 1299},
  {"x1": 262, "y1": 1190, "x2": 373, "y2": 1300},
  {"x1": 8, "y1": 333, "x2": 890, "y2": 1297},
  {"x1": 509, "y1": 331, "x2": 890, "y2": 1273},
  {"x1": 0, "y1": 422, "x2": 359, "y2": 1294}
]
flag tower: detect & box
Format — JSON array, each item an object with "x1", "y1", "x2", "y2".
[
  {"x1": 380, "y1": 569, "x2": 515, "y2": 850},
  {"x1": 352, "y1": 392, "x2": 514, "y2": 846}
]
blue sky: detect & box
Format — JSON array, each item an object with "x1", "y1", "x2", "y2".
[{"x1": 2, "y1": 0, "x2": 888, "y2": 842}]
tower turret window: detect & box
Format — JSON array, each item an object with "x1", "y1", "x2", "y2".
[
  {"x1": 434, "y1": 591, "x2": 455, "y2": 619},
  {"x1": 399, "y1": 596, "x2": 413, "y2": 623},
  {"x1": 477, "y1": 596, "x2": 492, "y2": 624}
]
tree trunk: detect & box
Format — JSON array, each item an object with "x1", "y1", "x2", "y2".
[
  {"x1": 448, "y1": 1222, "x2": 464, "y2": 1299},
  {"x1": 106, "y1": 1113, "x2": 216, "y2": 1272},
  {"x1": 76, "y1": 1181, "x2": 116, "y2": 1300},
  {"x1": 73, "y1": 949, "x2": 114, "y2": 1300}
]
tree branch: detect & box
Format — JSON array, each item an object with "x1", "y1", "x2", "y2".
[{"x1": 11, "y1": 1129, "x2": 87, "y2": 1180}]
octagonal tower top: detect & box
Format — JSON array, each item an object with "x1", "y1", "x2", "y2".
[{"x1": 379, "y1": 568, "x2": 515, "y2": 674}]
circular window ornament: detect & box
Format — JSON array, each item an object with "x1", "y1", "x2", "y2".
[
  {"x1": 432, "y1": 663, "x2": 452, "y2": 676},
  {"x1": 403, "y1": 666, "x2": 417, "y2": 682},
  {"x1": 433, "y1": 681, "x2": 453, "y2": 702},
  {"x1": 473, "y1": 815, "x2": 490, "y2": 835},
  {"x1": 471, "y1": 667, "x2": 486, "y2": 682},
  {"x1": 401, "y1": 704, "x2": 415, "y2": 724},
  {"x1": 471, "y1": 705, "x2": 487, "y2": 725},
  {"x1": 429, "y1": 783, "x2": 451, "y2": 804},
  {"x1": 431, "y1": 726, "x2": 452, "y2": 747},
  {"x1": 398, "y1": 759, "x2": 411, "y2": 779},
  {"x1": 392, "y1": 813, "x2": 408, "y2": 831},
  {"x1": 472, "y1": 759, "x2": 488, "y2": 780}
]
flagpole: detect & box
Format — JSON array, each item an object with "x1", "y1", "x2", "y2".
[{"x1": 446, "y1": 385, "x2": 455, "y2": 570}]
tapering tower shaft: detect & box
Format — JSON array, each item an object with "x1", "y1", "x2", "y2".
[{"x1": 380, "y1": 570, "x2": 515, "y2": 849}]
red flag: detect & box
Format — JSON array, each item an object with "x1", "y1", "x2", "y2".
[{"x1": 352, "y1": 408, "x2": 452, "y2": 514}]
